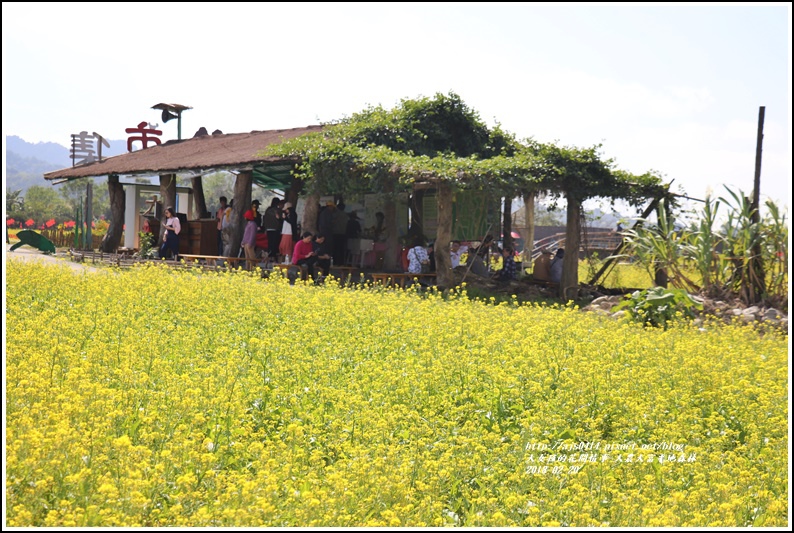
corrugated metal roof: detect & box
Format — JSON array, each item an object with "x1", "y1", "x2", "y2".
[{"x1": 43, "y1": 125, "x2": 323, "y2": 181}]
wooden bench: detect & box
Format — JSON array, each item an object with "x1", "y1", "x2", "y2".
[
  {"x1": 370, "y1": 272, "x2": 436, "y2": 288},
  {"x1": 269, "y1": 263, "x2": 309, "y2": 281},
  {"x1": 329, "y1": 265, "x2": 361, "y2": 284},
  {"x1": 179, "y1": 254, "x2": 248, "y2": 269}
]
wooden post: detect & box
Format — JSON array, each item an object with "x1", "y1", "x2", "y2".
[
  {"x1": 100, "y1": 175, "x2": 126, "y2": 252},
  {"x1": 301, "y1": 192, "x2": 320, "y2": 235},
  {"x1": 383, "y1": 180, "x2": 399, "y2": 271},
  {"x1": 84, "y1": 181, "x2": 93, "y2": 250},
  {"x1": 523, "y1": 191, "x2": 536, "y2": 263},
  {"x1": 229, "y1": 170, "x2": 253, "y2": 258},
  {"x1": 503, "y1": 195, "x2": 513, "y2": 249},
  {"x1": 654, "y1": 201, "x2": 670, "y2": 288},
  {"x1": 435, "y1": 180, "x2": 453, "y2": 289},
  {"x1": 191, "y1": 175, "x2": 208, "y2": 218},
  {"x1": 560, "y1": 193, "x2": 581, "y2": 300},
  {"x1": 409, "y1": 188, "x2": 425, "y2": 240}
]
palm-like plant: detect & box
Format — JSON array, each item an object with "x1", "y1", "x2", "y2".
[
  {"x1": 6, "y1": 188, "x2": 24, "y2": 213},
  {"x1": 618, "y1": 198, "x2": 699, "y2": 292}
]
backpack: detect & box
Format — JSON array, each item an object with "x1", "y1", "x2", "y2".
[{"x1": 402, "y1": 247, "x2": 411, "y2": 271}]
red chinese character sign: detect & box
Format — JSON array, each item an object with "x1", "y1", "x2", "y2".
[
  {"x1": 70, "y1": 131, "x2": 110, "y2": 166},
  {"x1": 125, "y1": 121, "x2": 162, "y2": 152}
]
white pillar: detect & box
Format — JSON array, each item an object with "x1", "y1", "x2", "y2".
[{"x1": 124, "y1": 185, "x2": 137, "y2": 249}]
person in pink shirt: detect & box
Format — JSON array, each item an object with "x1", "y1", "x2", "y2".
[
  {"x1": 159, "y1": 207, "x2": 181, "y2": 260},
  {"x1": 292, "y1": 231, "x2": 317, "y2": 279}
]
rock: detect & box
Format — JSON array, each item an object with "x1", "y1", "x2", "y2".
[
  {"x1": 611, "y1": 310, "x2": 627, "y2": 319},
  {"x1": 740, "y1": 314, "x2": 756, "y2": 324},
  {"x1": 764, "y1": 308, "x2": 781, "y2": 320},
  {"x1": 743, "y1": 306, "x2": 761, "y2": 316},
  {"x1": 591, "y1": 296, "x2": 611, "y2": 306},
  {"x1": 731, "y1": 309, "x2": 743, "y2": 316}
]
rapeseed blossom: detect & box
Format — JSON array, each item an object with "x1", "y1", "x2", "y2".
[{"x1": 5, "y1": 260, "x2": 788, "y2": 526}]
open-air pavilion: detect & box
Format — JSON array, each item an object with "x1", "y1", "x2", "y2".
[{"x1": 43, "y1": 94, "x2": 671, "y2": 297}]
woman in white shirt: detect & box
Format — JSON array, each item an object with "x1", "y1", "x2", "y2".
[{"x1": 159, "y1": 207, "x2": 181, "y2": 260}]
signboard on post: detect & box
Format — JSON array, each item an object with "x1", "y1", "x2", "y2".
[
  {"x1": 125, "y1": 122, "x2": 163, "y2": 152},
  {"x1": 70, "y1": 131, "x2": 110, "y2": 166}
]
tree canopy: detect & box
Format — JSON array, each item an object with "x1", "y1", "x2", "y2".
[{"x1": 263, "y1": 92, "x2": 669, "y2": 205}]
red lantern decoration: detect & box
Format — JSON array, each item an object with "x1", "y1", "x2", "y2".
[
  {"x1": 25, "y1": 219, "x2": 35, "y2": 227},
  {"x1": 6, "y1": 218, "x2": 15, "y2": 226},
  {"x1": 45, "y1": 219, "x2": 56, "y2": 228}
]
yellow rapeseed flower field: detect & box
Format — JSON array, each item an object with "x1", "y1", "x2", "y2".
[{"x1": 5, "y1": 260, "x2": 789, "y2": 527}]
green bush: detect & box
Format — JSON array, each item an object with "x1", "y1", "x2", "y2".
[{"x1": 612, "y1": 286, "x2": 702, "y2": 329}]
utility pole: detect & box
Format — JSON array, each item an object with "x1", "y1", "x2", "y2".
[{"x1": 748, "y1": 106, "x2": 766, "y2": 303}]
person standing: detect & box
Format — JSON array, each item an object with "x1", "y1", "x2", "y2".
[
  {"x1": 216, "y1": 196, "x2": 228, "y2": 256},
  {"x1": 346, "y1": 211, "x2": 362, "y2": 239},
  {"x1": 263, "y1": 198, "x2": 283, "y2": 261},
  {"x1": 279, "y1": 202, "x2": 298, "y2": 262},
  {"x1": 242, "y1": 209, "x2": 258, "y2": 270},
  {"x1": 550, "y1": 248, "x2": 564, "y2": 283},
  {"x1": 251, "y1": 199, "x2": 263, "y2": 231},
  {"x1": 159, "y1": 207, "x2": 181, "y2": 260},
  {"x1": 221, "y1": 199, "x2": 234, "y2": 257},
  {"x1": 318, "y1": 201, "x2": 335, "y2": 239}
]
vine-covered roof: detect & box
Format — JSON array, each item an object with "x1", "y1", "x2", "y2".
[{"x1": 263, "y1": 92, "x2": 668, "y2": 206}]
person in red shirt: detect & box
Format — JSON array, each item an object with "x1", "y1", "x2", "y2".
[{"x1": 292, "y1": 231, "x2": 317, "y2": 280}]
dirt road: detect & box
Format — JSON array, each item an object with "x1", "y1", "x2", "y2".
[{"x1": 4, "y1": 245, "x2": 101, "y2": 274}]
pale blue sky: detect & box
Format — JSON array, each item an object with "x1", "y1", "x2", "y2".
[{"x1": 2, "y1": 2, "x2": 791, "y2": 210}]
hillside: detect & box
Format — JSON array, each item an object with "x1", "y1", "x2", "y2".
[{"x1": 5, "y1": 135, "x2": 127, "y2": 193}]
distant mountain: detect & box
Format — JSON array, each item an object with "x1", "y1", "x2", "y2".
[
  {"x1": 6, "y1": 135, "x2": 72, "y2": 168},
  {"x1": 5, "y1": 135, "x2": 127, "y2": 193}
]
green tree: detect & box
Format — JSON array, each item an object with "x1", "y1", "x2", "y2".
[
  {"x1": 21, "y1": 185, "x2": 71, "y2": 225},
  {"x1": 55, "y1": 178, "x2": 111, "y2": 219},
  {"x1": 201, "y1": 172, "x2": 236, "y2": 212}
]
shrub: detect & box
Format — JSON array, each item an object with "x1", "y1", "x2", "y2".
[{"x1": 612, "y1": 286, "x2": 702, "y2": 329}]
